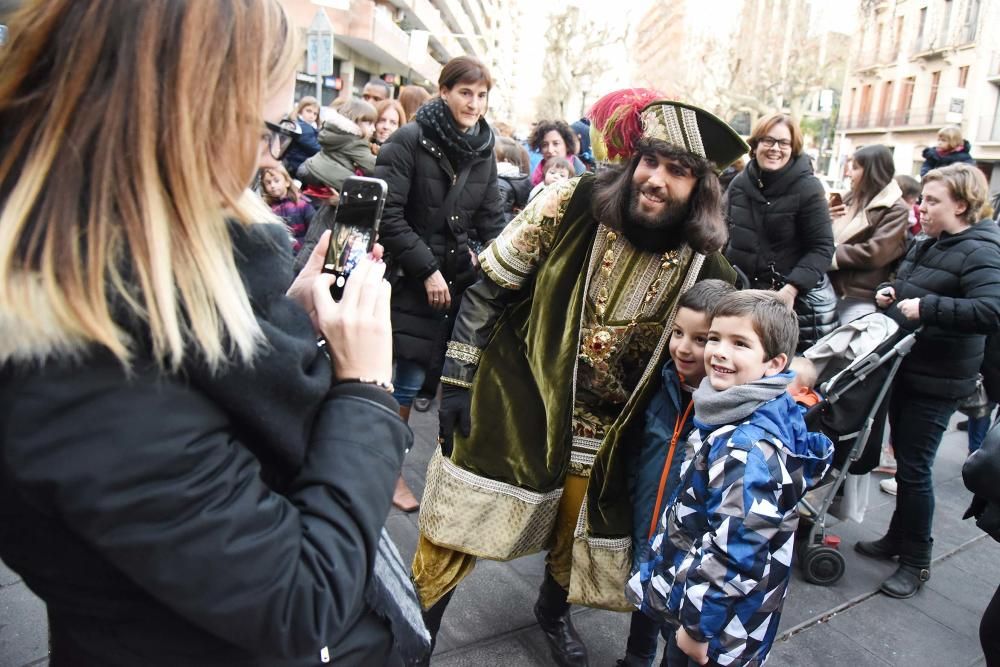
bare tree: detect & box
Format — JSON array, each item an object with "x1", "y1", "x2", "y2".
[{"x1": 536, "y1": 6, "x2": 628, "y2": 120}]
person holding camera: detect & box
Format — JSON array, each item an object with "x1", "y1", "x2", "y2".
[
  {"x1": 827, "y1": 145, "x2": 910, "y2": 324},
  {"x1": 0, "y1": 2, "x2": 426, "y2": 665}
]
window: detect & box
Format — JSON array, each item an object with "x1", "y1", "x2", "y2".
[
  {"x1": 941, "y1": 0, "x2": 954, "y2": 45},
  {"x1": 874, "y1": 22, "x2": 884, "y2": 62},
  {"x1": 860, "y1": 84, "x2": 874, "y2": 125},
  {"x1": 916, "y1": 7, "x2": 927, "y2": 50},
  {"x1": 899, "y1": 76, "x2": 916, "y2": 124},
  {"x1": 878, "y1": 81, "x2": 894, "y2": 125},
  {"x1": 927, "y1": 70, "x2": 941, "y2": 123},
  {"x1": 958, "y1": 65, "x2": 970, "y2": 88},
  {"x1": 962, "y1": 0, "x2": 981, "y2": 42},
  {"x1": 893, "y1": 15, "x2": 904, "y2": 57}
]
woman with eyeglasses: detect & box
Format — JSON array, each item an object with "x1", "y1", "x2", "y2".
[
  {"x1": 724, "y1": 112, "x2": 836, "y2": 350},
  {"x1": 0, "y1": 1, "x2": 425, "y2": 665}
]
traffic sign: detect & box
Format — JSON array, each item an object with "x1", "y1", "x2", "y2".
[{"x1": 306, "y1": 10, "x2": 334, "y2": 77}]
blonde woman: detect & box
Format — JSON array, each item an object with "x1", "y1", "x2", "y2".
[{"x1": 0, "y1": 1, "x2": 426, "y2": 665}]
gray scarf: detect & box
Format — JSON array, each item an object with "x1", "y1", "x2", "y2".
[{"x1": 692, "y1": 374, "x2": 792, "y2": 426}]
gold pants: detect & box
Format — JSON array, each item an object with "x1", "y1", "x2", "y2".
[{"x1": 412, "y1": 474, "x2": 588, "y2": 609}]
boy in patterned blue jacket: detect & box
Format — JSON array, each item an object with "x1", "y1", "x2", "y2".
[
  {"x1": 627, "y1": 290, "x2": 833, "y2": 667},
  {"x1": 619, "y1": 279, "x2": 735, "y2": 667}
]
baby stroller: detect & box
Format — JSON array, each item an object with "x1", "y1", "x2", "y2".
[{"x1": 794, "y1": 312, "x2": 918, "y2": 586}]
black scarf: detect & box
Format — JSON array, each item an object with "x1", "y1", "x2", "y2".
[
  {"x1": 185, "y1": 222, "x2": 430, "y2": 664},
  {"x1": 414, "y1": 96, "x2": 494, "y2": 168}
]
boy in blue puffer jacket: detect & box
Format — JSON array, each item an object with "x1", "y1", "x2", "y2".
[
  {"x1": 628, "y1": 290, "x2": 833, "y2": 667},
  {"x1": 618, "y1": 279, "x2": 735, "y2": 667}
]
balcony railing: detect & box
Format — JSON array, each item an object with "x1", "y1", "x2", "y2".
[{"x1": 838, "y1": 106, "x2": 954, "y2": 130}]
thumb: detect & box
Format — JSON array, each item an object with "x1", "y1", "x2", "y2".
[
  {"x1": 305, "y1": 230, "x2": 332, "y2": 273},
  {"x1": 312, "y1": 272, "x2": 340, "y2": 326}
]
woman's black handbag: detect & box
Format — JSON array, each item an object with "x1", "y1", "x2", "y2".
[
  {"x1": 958, "y1": 374, "x2": 992, "y2": 418},
  {"x1": 962, "y1": 417, "x2": 1000, "y2": 542},
  {"x1": 793, "y1": 274, "x2": 839, "y2": 352}
]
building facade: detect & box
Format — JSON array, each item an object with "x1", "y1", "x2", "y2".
[
  {"x1": 278, "y1": 0, "x2": 517, "y2": 118},
  {"x1": 835, "y1": 0, "x2": 1000, "y2": 191}
]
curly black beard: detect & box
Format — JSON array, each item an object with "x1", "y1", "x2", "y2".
[{"x1": 623, "y1": 185, "x2": 691, "y2": 253}]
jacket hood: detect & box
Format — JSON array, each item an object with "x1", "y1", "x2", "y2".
[
  {"x1": 741, "y1": 372, "x2": 833, "y2": 486},
  {"x1": 935, "y1": 218, "x2": 1000, "y2": 250},
  {"x1": 318, "y1": 110, "x2": 366, "y2": 146}
]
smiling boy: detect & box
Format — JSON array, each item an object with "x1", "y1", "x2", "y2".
[{"x1": 628, "y1": 290, "x2": 833, "y2": 666}]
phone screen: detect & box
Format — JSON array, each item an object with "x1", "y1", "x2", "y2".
[{"x1": 323, "y1": 177, "x2": 386, "y2": 299}]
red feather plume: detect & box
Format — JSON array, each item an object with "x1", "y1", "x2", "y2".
[{"x1": 587, "y1": 88, "x2": 666, "y2": 161}]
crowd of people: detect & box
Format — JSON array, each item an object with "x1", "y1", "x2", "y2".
[{"x1": 2, "y1": 1, "x2": 1000, "y2": 667}]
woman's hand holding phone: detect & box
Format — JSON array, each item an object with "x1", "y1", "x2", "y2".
[
  {"x1": 828, "y1": 192, "x2": 847, "y2": 219},
  {"x1": 312, "y1": 254, "x2": 393, "y2": 385}
]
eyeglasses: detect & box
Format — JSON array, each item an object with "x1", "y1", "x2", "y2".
[
  {"x1": 758, "y1": 136, "x2": 792, "y2": 150},
  {"x1": 263, "y1": 119, "x2": 300, "y2": 160}
]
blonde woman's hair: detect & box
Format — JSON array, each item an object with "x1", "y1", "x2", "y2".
[
  {"x1": 0, "y1": 0, "x2": 298, "y2": 371},
  {"x1": 937, "y1": 125, "x2": 964, "y2": 150},
  {"x1": 922, "y1": 163, "x2": 989, "y2": 224}
]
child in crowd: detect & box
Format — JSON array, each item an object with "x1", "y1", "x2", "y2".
[
  {"x1": 788, "y1": 356, "x2": 821, "y2": 407},
  {"x1": 298, "y1": 98, "x2": 377, "y2": 192},
  {"x1": 919, "y1": 125, "x2": 974, "y2": 177},
  {"x1": 283, "y1": 96, "x2": 322, "y2": 175},
  {"x1": 260, "y1": 165, "x2": 314, "y2": 255},
  {"x1": 618, "y1": 280, "x2": 735, "y2": 667},
  {"x1": 895, "y1": 174, "x2": 922, "y2": 240},
  {"x1": 495, "y1": 136, "x2": 532, "y2": 224},
  {"x1": 629, "y1": 290, "x2": 833, "y2": 667},
  {"x1": 528, "y1": 155, "x2": 574, "y2": 201}
]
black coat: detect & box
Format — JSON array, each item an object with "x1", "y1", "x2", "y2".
[
  {"x1": 0, "y1": 224, "x2": 411, "y2": 666},
  {"x1": 498, "y1": 172, "x2": 532, "y2": 223},
  {"x1": 920, "y1": 140, "x2": 974, "y2": 177},
  {"x1": 724, "y1": 155, "x2": 835, "y2": 292},
  {"x1": 888, "y1": 220, "x2": 1000, "y2": 399},
  {"x1": 375, "y1": 121, "x2": 504, "y2": 362}
]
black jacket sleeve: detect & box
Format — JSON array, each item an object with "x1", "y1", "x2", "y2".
[
  {"x1": 375, "y1": 129, "x2": 439, "y2": 281},
  {"x1": 440, "y1": 274, "x2": 519, "y2": 385},
  {"x1": 785, "y1": 177, "x2": 835, "y2": 291},
  {"x1": 4, "y1": 362, "x2": 409, "y2": 660}
]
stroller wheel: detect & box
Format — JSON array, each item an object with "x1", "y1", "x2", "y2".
[{"x1": 802, "y1": 546, "x2": 846, "y2": 586}]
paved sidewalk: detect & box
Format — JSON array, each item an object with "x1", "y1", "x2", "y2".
[{"x1": 2, "y1": 406, "x2": 995, "y2": 667}]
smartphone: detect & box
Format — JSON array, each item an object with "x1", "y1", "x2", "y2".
[
  {"x1": 828, "y1": 191, "x2": 844, "y2": 208},
  {"x1": 323, "y1": 176, "x2": 388, "y2": 300}
]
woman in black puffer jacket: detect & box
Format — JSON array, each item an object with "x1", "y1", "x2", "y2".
[
  {"x1": 374, "y1": 55, "x2": 504, "y2": 510},
  {"x1": 856, "y1": 164, "x2": 1000, "y2": 600},
  {"x1": 725, "y1": 113, "x2": 835, "y2": 350}
]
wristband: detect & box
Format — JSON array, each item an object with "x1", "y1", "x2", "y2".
[{"x1": 334, "y1": 377, "x2": 395, "y2": 394}]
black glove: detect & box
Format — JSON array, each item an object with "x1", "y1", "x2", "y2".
[{"x1": 438, "y1": 383, "x2": 472, "y2": 457}]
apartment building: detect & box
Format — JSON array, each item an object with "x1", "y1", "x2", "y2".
[
  {"x1": 835, "y1": 0, "x2": 1000, "y2": 191},
  {"x1": 279, "y1": 0, "x2": 516, "y2": 116}
]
